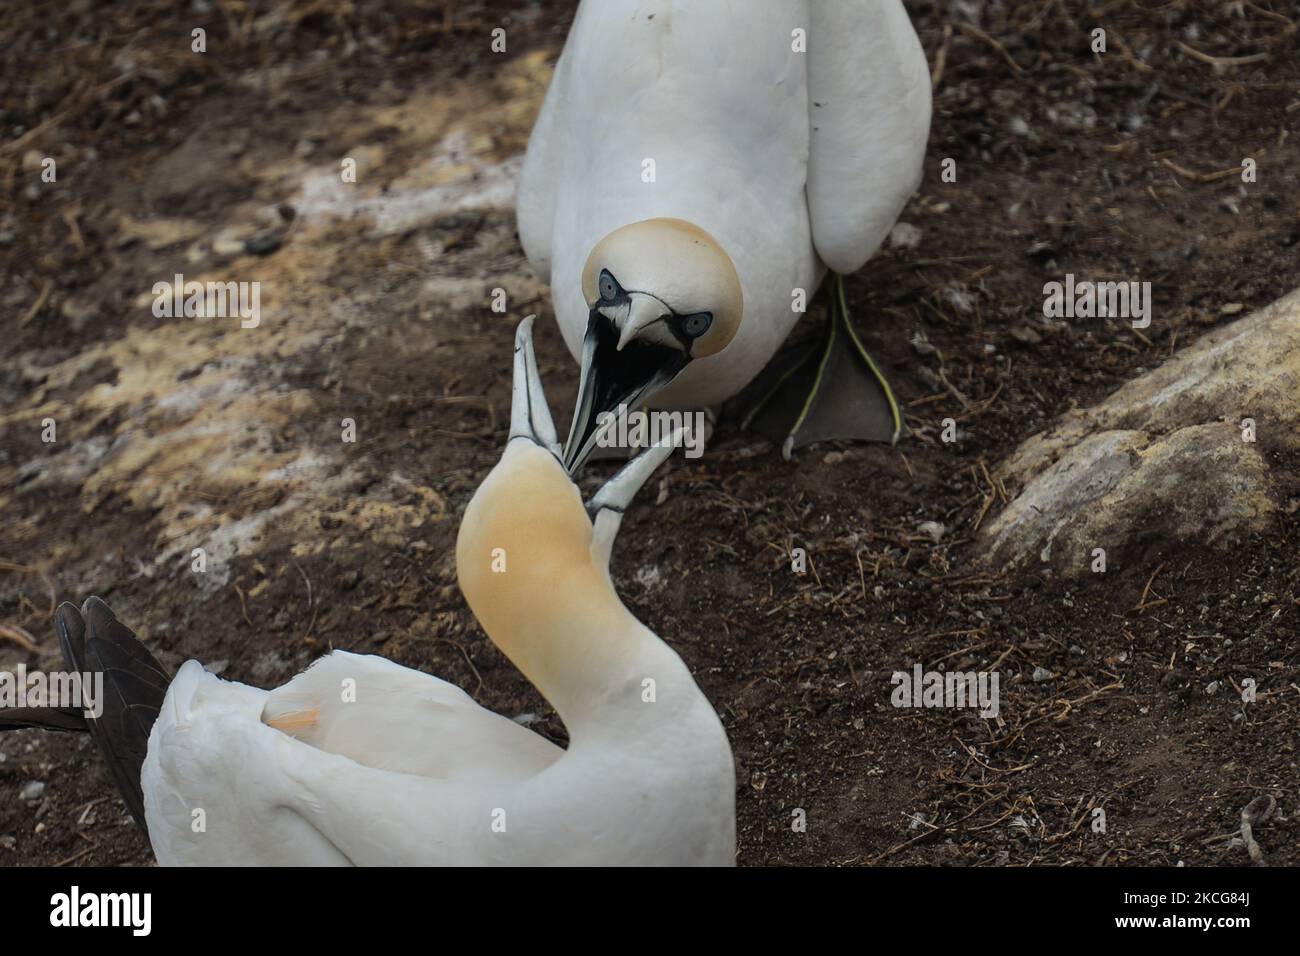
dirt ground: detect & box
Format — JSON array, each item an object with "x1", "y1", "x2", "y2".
[{"x1": 2, "y1": 0, "x2": 1298, "y2": 867}]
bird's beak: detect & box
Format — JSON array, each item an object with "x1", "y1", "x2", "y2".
[
  {"x1": 509, "y1": 315, "x2": 562, "y2": 460},
  {"x1": 562, "y1": 299, "x2": 690, "y2": 474}
]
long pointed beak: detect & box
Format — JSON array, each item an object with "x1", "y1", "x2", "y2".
[
  {"x1": 509, "y1": 316, "x2": 561, "y2": 459},
  {"x1": 587, "y1": 425, "x2": 684, "y2": 518},
  {"x1": 562, "y1": 311, "x2": 689, "y2": 475},
  {"x1": 586, "y1": 424, "x2": 686, "y2": 574}
]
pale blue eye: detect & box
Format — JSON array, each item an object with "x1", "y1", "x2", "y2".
[
  {"x1": 599, "y1": 271, "x2": 619, "y2": 301},
  {"x1": 680, "y1": 312, "x2": 712, "y2": 338}
]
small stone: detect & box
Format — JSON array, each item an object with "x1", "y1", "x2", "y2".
[
  {"x1": 19, "y1": 781, "x2": 44, "y2": 803},
  {"x1": 917, "y1": 520, "x2": 945, "y2": 544},
  {"x1": 1205, "y1": 680, "x2": 1220, "y2": 696},
  {"x1": 1032, "y1": 666, "x2": 1054, "y2": 683},
  {"x1": 1010, "y1": 324, "x2": 1042, "y2": 346},
  {"x1": 888, "y1": 222, "x2": 923, "y2": 251},
  {"x1": 244, "y1": 232, "x2": 283, "y2": 256}
]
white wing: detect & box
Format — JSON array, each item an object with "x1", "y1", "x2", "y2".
[
  {"x1": 142, "y1": 654, "x2": 561, "y2": 865},
  {"x1": 806, "y1": 0, "x2": 931, "y2": 273},
  {"x1": 516, "y1": 12, "x2": 586, "y2": 279},
  {"x1": 259, "y1": 651, "x2": 561, "y2": 780}
]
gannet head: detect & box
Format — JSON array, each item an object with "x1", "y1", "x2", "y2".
[
  {"x1": 456, "y1": 317, "x2": 680, "y2": 705},
  {"x1": 563, "y1": 218, "x2": 742, "y2": 473}
]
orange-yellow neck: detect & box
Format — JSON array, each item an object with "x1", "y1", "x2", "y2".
[{"x1": 455, "y1": 442, "x2": 659, "y2": 729}]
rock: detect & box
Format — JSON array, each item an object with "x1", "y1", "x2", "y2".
[
  {"x1": 1032, "y1": 666, "x2": 1054, "y2": 682},
  {"x1": 917, "y1": 520, "x2": 946, "y2": 543},
  {"x1": 19, "y1": 781, "x2": 45, "y2": 803},
  {"x1": 979, "y1": 289, "x2": 1300, "y2": 576},
  {"x1": 244, "y1": 232, "x2": 283, "y2": 256},
  {"x1": 888, "y1": 222, "x2": 923, "y2": 251},
  {"x1": 1009, "y1": 324, "x2": 1043, "y2": 346}
]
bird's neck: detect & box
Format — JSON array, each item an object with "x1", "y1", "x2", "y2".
[
  {"x1": 455, "y1": 445, "x2": 706, "y2": 741},
  {"x1": 486, "y1": 558, "x2": 687, "y2": 739}
]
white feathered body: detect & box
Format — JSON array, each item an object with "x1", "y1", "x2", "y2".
[
  {"x1": 519, "y1": 0, "x2": 931, "y2": 407},
  {"x1": 142, "y1": 649, "x2": 734, "y2": 865}
]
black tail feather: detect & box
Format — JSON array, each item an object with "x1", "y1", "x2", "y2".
[
  {"x1": 0, "y1": 606, "x2": 90, "y2": 732},
  {"x1": 75, "y1": 598, "x2": 171, "y2": 832},
  {"x1": 0, "y1": 706, "x2": 88, "y2": 733},
  {"x1": 0, "y1": 599, "x2": 170, "y2": 834}
]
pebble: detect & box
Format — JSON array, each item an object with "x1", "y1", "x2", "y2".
[
  {"x1": 1010, "y1": 324, "x2": 1042, "y2": 346},
  {"x1": 19, "y1": 781, "x2": 45, "y2": 803},
  {"x1": 888, "y1": 222, "x2": 923, "y2": 250},
  {"x1": 917, "y1": 520, "x2": 945, "y2": 544},
  {"x1": 243, "y1": 232, "x2": 283, "y2": 256},
  {"x1": 1032, "y1": 666, "x2": 1054, "y2": 683}
]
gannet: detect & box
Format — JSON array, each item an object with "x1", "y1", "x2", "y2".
[
  {"x1": 518, "y1": 0, "x2": 931, "y2": 467},
  {"x1": 1, "y1": 320, "x2": 735, "y2": 865}
]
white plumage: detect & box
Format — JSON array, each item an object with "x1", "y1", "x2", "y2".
[{"x1": 519, "y1": 0, "x2": 931, "y2": 409}]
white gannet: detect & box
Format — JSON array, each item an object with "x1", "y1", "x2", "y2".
[
  {"x1": 518, "y1": 0, "x2": 931, "y2": 467},
  {"x1": 1, "y1": 320, "x2": 735, "y2": 866}
]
